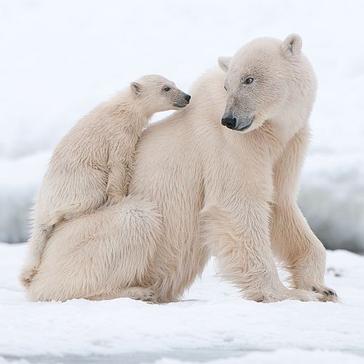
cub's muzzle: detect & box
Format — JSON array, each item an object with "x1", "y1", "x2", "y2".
[{"x1": 174, "y1": 93, "x2": 191, "y2": 108}]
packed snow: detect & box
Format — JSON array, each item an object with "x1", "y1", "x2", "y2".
[
  {"x1": 0, "y1": 0, "x2": 364, "y2": 251},
  {"x1": 0, "y1": 243, "x2": 364, "y2": 363}
]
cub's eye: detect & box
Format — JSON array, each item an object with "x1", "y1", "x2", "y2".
[
  {"x1": 243, "y1": 77, "x2": 254, "y2": 85},
  {"x1": 162, "y1": 86, "x2": 171, "y2": 92},
  {"x1": 224, "y1": 86, "x2": 227, "y2": 91}
]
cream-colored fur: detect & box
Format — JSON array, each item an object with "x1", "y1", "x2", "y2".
[
  {"x1": 26, "y1": 34, "x2": 337, "y2": 303},
  {"x1": 20, "y1": 75, "x2": 190, "y2": 287}
]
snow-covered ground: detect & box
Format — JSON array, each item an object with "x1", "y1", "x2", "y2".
[
  {"x1": 0, "y1": 243, "x2": 364, "y2": 364},
  {"x1": 1, "y1": 0, "x2": 364, "y2": 250}
]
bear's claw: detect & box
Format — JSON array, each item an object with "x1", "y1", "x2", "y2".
[{"x1": 312, "y1": 285, "x2": 338, "y2": 302}]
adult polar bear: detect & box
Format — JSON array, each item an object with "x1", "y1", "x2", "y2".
[{"x1": 27, "y1": 34, "x2": 337, "y2": 303}]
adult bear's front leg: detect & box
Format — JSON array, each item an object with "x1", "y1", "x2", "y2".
[
  {"x1": 271, "y1": 202, "x2": 337, "y2": 301},
  {"x1": 271, "y1": 127, "x2": 337, "y2": 302},
  {"x1": 200, "y1": 203, "x2": 322, "y2": 302}
]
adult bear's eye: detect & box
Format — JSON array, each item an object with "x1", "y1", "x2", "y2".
[
  {"x1": 243, "y1": 77, "x2": 254, "y2": 85},
  {"x1": 163, "y1": 86, "x2": 171, "y2": 92}
]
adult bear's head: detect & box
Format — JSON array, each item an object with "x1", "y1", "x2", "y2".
[{"x1": 218, "y1": 34, "x2": 316, "y2": 133}]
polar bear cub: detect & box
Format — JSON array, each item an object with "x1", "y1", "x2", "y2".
[{"x1": 20, "y1": 75, "x2": 191, "y2": 287}]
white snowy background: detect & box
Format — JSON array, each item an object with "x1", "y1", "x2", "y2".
[{"x1": 0, "y1": 1, "x2": 364, "y2": 363}]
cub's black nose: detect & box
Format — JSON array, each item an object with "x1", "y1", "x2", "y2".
[
  {"x1": 221, "y1": 115, "x2": 236, "y2": 129},
  {"x1": 184, "y1": 94, "x2": 191, "y2": 102}
]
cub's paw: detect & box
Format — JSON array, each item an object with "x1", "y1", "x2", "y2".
[{"x1": 19, "y1": 265, "x2": 38, "y2": 287}]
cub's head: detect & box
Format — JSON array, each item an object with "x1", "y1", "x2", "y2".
[
  {"x1": 130, "y1": 75, "x2": 191, "y2": 114},
  {"x1": 218, "y1": 34, "x2": 316, "y2": 133}
]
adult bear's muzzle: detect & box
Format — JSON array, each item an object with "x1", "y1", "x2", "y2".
[
  {"x1": 221, "y1": 113, "x2": 237, "y2": 129},
  {"x1": 221, "y1": 112, "x2": 254, "y2": 131}
]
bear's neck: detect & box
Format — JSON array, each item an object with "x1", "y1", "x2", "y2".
[{"x1": 222, "y1": 111, "x2": 309, "y2": 167}]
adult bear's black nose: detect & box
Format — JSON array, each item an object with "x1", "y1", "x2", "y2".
[
  {"x1": 221, "y1": 114, "x2": 236, "y2": 129},
  {"x1": 184, "y1": 94, "x2": 191, "y2": 102}
]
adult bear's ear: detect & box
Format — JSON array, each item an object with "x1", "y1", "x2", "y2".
[
  {"x1": 130, "y1": 82, "x2": 142, "y2": 96},
  {"x1": 218, "y1": 56, "x2": 232, "y2": 72},
  {"x1": 281, "y1": 34, "x2": 302, "y2": 57}
]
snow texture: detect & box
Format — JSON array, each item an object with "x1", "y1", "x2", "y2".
[
  {"x1": 0, "y1": 243, "x2": 364, "y2": 363},
  {"x1": 153, "y1": 350, "x2": 364, "y2": 364},
  {"x1": 1, "y1": 0, "x2": 364, "y2": 250}
]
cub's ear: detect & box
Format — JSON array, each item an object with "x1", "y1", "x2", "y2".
[
  {"x1": 218, "y1": 56, "x2": 232, "y2": 72},
  {"x1": 281, "y1": 34, "x2": 302, "y2": 57},
  {"x1": 130, "y1": 82, "x2": 142, "y2": 96}
]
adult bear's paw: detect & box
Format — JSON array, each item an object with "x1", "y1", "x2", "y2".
[
  {"x1": 294, "y1": 280, "x2": 338, "y2": 302},
  {"x1": 249, "y1": 287, "x2": 324, "y2": 303},
  {"x1": 311, "y1": 285, "x2": 338, "y2": 302}
]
